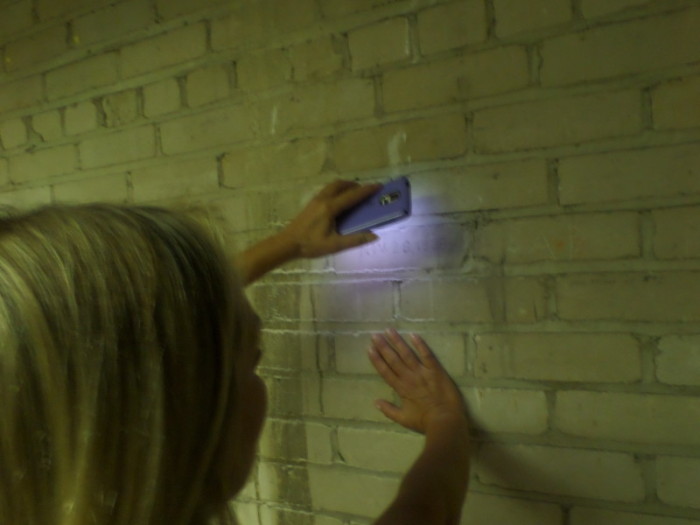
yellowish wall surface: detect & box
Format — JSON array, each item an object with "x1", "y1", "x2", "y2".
[{"x1": 1, "y1": 0, "x2": 700, "y2": 523}]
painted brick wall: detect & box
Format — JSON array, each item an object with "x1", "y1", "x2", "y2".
[{"x1": 1, "y1": 0, "x2": 699, "y2": 524}]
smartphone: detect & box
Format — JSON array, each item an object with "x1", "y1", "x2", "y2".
[{"x1": 336, "y1": 176, "x2": 411, "y2": 235}]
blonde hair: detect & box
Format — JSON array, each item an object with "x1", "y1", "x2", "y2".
[{"x1": 0, "y1": 204, "x2": 253, "y2": 525}]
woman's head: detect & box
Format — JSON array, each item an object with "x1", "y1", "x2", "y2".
[{"x1": 0, "y1": 204, "x2": 263, "y2": 525}]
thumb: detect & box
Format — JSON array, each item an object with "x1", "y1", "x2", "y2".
[
  {"x1": 375, "y1": 399, "x2": 402, "y2": 424},
  {"x1": 340, "y1": 232, "x2": 379, "y2": 250}
]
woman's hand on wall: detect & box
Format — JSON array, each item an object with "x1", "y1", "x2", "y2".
[
  {"x1": 369, "y1": 329, "x2": 470, "y2": 525},
  {"x1": 368, "y1": 329, "x2": 468, "y2": 434}
]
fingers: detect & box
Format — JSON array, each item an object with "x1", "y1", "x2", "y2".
[
  {"x1": 374, "y1": 399, "x2": 403, "y2": 424},
  {"x1": 368, "y1": 343, "x2": 401, "y2": 391},
  {"x1": 329, "y1": 182, "x2": 382, "y2": 217},
  {"x1": 370, "y1": 334, "x2": 415, "y2": 379},
  {"x1": 317, "y1": 180, "x2": 359, "y2": 199},
  {"x1": 386, "y1": 329, "x2": 421, "y2": 370},
  {"x1": 328, "y1": 231, "x2": 379, "y2": 252},
  {"x1": 409, "y1": 333, "x2": 441, "y2": 370}
]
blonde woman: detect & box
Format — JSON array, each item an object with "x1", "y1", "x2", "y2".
[{"x1": 0, "y1": 180, "x2": 470, "y2": 525}]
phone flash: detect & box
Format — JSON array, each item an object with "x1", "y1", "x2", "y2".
[{"x1": 380, "y1": 192, "x2": 401, "y2": 206}]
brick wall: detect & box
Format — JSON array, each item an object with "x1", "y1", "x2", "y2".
[{"x1": 1, "y1": 0, "x2": 699, "y2": 523}]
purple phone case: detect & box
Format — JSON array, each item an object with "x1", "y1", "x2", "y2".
[{"x1": 336, "y1": 177, "x2": 411, "y2": 235}]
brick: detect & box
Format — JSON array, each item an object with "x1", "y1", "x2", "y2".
[
  {"x1": 321, "y1": 0, "x2": 400, "y2": 17},
  {"x1": 249, "y1": 283, "x2": 303, "y2": 321},
  {"x1": 474, "y1": 333, "x2": 642, "y2": 383},
  {"x1": 383, "y1": 46, "x2": 529, "y2": 113},
  {"x1": 36, "y1": 0, "x2": 110, "y2": 20},
  {"x1": 571, "y1": 508, "x2": 700, "y2": 525},
  {"x1": 473, "y1": 91, "x2": 642, "y2": 152},
  {"x1": 237, "y1": 49, "x2": 292, "y2": 92},
  {"x1": 79, "y1": 126, "x2": 155, "y2": 169},
  {"x1": 411, "y1": 160, "x2": 548, "y2": 213},
  {"x1": 160, "y1": 105, "x2": 255, "y2": 155},
  {"x1": 463, "y1": 493, "x2": 563, "y2": 525},
  {"x1": 465, "y1": 387, "x2": 548, "y2": 435},
  {"x1": 657, "y1": 336, "x2": 700, "y2": 387},
  {"x1": 211, "y1": 0, "x2": 318, "y2": 51},
  {"x1": 401, "y1": 277, "x2": 547, "y2": 324},
  {"x1": 322, "y1": 378, "x2": 393, "y2": 422},
  {"x1": 72, "y1": 0, "x2": 153, "y2": 46},
  {"x1": 653, "y1": 75, "x2": 700, "y2": 130},
  {"x1": 64, "y1": 101, "x2": 98, "y2": 135},
  {"x1": 258, "y1": 461, "x2": 310, "y2": 507},
  {"x1": 143, "y1": 79, "x2": 181, "y2": 118},
  {"x1": 555, "y1": 391, "x2": 700, "y2": 446},
  {"x1": 541, "y1": 8, "x2": 700, "y2": 86},
  {"x1": 654, "y1": 207, "x2": 700, "y2": 260},
  {"x1": 289, "y1": 37, "x2": 344, "y2": 81},
  {"x1": 477, "y1": 444, "x2": 644, "y2": 501},
  {"x1": 332, "y1": 115, "x2": 467, "y2": 172},
  {"x1": 0, "y1": 0, "x2": 33, "y2": 41},
  {"x1": 264, "y1": 373, "x2": 320, "y2": 417},
  {"x1": 0, "y1": 186, "x2": 51, "y2": 208},
  {"x1": 417, "y1": 0, "x2": 487, "y2": 55},
  {"x1": 32, "y1": 111, "x2": 63, "y2": 142},
  {"x1": 657, "y1": 456, "x2": 700, "y2": 510},
  {"x1": 0, "y1": 159, "x2": 8, "y2": 186},
  {"x1": 474, "y1": 212, "x2": 640, "y2": 263},
  {"x1": 505, "y1": 277, "x2": 548, "y2": 323},
  {"x1": 559, "y1": 144, "x2": 700, "y2": 205},
  {"x1": 332, "y1": 222, "x2": 469, "y2": 273},
  {"x1": 314, "y1": 517, "x2": 344, "y2": 525},
  {"x1": 155, "y1": 0, "x2": 226, "y2": 19},
  {"x1": 581, "y1": 0, "x2": 653, "y2": 18},
  {"x1": 121, "y1": 24, "x2": 207, "y2": 79},
  {"x1": 259, "y1": 507, "x2": 326, "y2": 525},
  {"x1": 557, "y1": 272, "x2": 700, "y2": 322},
  {"x1": 4, "y1": 24, "x2": 67, "y2": 72},
  {"x1": 187, "y1": 64, "x2": 231, "y2": 107},
  {"x1": 266, "y1": 78, "x2": 375, "y2": 135},
  {"x1": 258, "y1": 331, "x2": 319, "y2": 372},
  {"x1": 222, "y1": 138, "x2": 326, "y2": 188},
  {"x1": 313, "y1": 281, "x2": 393, "y2": 322},
  {"x1": 305, "y1": 422, "x2": 334, "y2": 465},
  {"x1": 337, "y1": 427, "x2": 422, "y2": 473},
  {"x1": 401, "y1": 279, "x2": 489, "y2": 322},
  {"x1": 232, "y1": 502, "x2": 260, "y2": 525},
  {"x1": 0, "y1": 76, "x2": 43, "y2": 113},
  {"x1": 348, "y1": 18, "x2": 410, "y2": 70},
  {"x1": 0, "y1": 118, "x2": 28, "y2": 149},
  {"x1": 308, "y1": 465, "x2": 398, "y2": 517},
  {"x1": 53, "y1": 174, "x2": 128, "y2": 204},
  {"x1": 212, "y1": 193, "x2": 289, "y2": 242},
  {"x1": 102, "y1": 90, "x2": 139, "y2": 128},
  {"x1": 131, "y1": 157, "x2": 218, "y2": 203},
  {"x1": 9, "y1": 145, "x2": 77, "y2": 184},
  {"x1": 494, "y1": 0, "x2": 571, "y2": 37},
  {"x1": 335, "y1": 332, "x2": 465, "y2": 376},
  {"x1": 46, "y1": 54, "x2": 119, "y2": 101}
]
